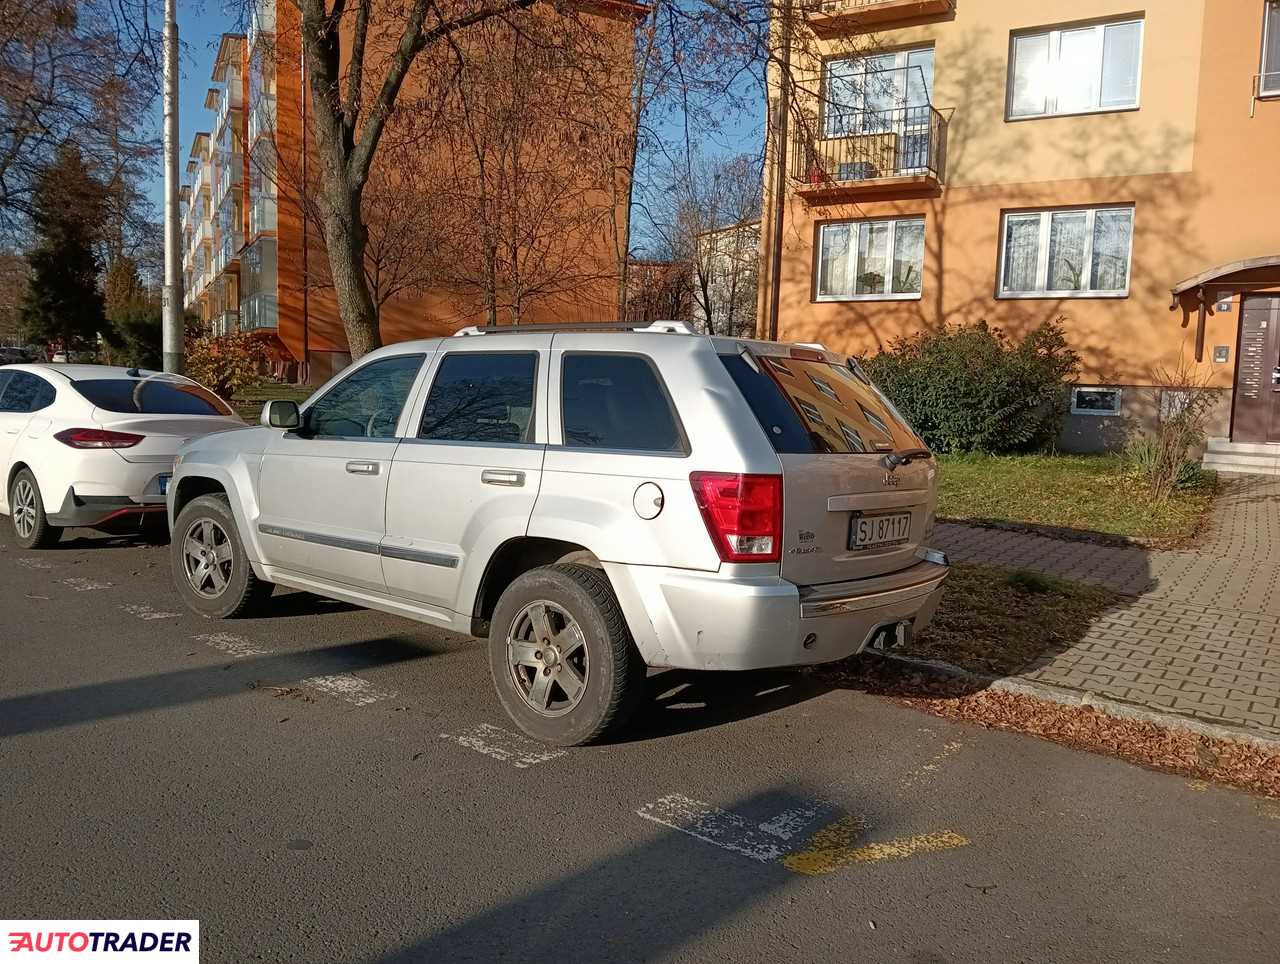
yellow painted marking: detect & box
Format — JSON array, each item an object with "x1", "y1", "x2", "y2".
[
  {"x1": 782, "y1": 815, "x2": 970, "y2": 876},
  {"x1": 900, "y1": 740, "x2": 964, "y2": 791},
  {"x1": 1187, "y1": 780, "x2": 1209, "y2": 792}
]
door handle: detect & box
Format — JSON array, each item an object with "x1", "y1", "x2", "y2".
[
  {"x1": 481, "y1": 469, "x2": 525, "y2": 487},
  {"x1": 345, "y1": 460, "x2": 380, "y2": 476}
]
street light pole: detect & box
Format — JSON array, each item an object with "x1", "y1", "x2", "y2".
[{"x1": 161, "y1": 0, "x2": 184, "y2": 374}]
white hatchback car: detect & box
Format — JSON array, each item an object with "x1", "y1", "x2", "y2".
[{"x1": 0, "y1": 364, "x2": 244, "y2": 548}]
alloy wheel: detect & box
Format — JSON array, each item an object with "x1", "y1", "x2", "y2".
[
  {"x1": 507, "y1": 600, "x2": 590, "y2": 718},
  {"x1": 182, "y1": 518, "x2": 234, "y2": 598},
  {"x1": 12, "y1": 479, "x2": 37, "y2": 539}
]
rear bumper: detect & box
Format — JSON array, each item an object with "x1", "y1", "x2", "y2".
[
  {"x1": 48, "y1": 488, "x2": 169, "y2": 528},
  {"x1": 605, "y1": 552, "x2": 949, "y2": 671}
]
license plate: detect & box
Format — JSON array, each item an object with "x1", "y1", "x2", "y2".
[
  {"x1": 159, "y1": 475, "x2": 171, "y2": 495},
  {"x1": 849, "y1": 512, "x2": 911, "y2": 550}
]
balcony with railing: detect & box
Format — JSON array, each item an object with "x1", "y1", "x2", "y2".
[
  {"x1": 212, "y1": 310, "x2": 240, "y2": 338},
  {"x1": 791, "y1": 105, "x2": 946, "y2": 200},
  {"x1": 249, "y1": 194, "x2": 277, "y2": 236},
  {"x1": 215, "y1": 82, "x2": 243, "y2": 139},
  {"x1": 248, "y1": 0, "x2": 276, "y2": 50},
  {"x1": 803, "y1": 0, "x2": 955, "y2": 35},
  {"x1": 215, "y1": 154, "x2": 244, "y2": 206},
  {"x1": 241, "y1": 292, "x2": 278, "y2": 331},
  {"x1": 248, "y1": 95, "x2": 276, "y2": 144}
]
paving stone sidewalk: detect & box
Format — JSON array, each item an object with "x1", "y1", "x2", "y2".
[{"x1": 932, "y1": 475, "x2": 1280, "y2": 741}]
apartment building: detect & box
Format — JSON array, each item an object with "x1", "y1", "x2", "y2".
[
  {"x1": 758, "y1": 0, "x2": 1280, "y2": 455},
  {"x1": 182, "y1": 0, "x2": 639, "y2": 383}
]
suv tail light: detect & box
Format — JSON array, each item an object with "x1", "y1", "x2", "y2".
[
  {"x1": 54, "y1": 428, "x2": 144, "y2": 449},
  {"x1": 689, "y1": 472, "x2": 782, "y2": 563}
]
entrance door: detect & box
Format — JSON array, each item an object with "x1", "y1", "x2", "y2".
[{"x1": 1232, "y1": 294, "x2": 1280, "y2": 443}]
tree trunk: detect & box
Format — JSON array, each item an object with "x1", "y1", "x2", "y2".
[{"x1": 319, "y1": 180, "x2": 381, "y2": 359}]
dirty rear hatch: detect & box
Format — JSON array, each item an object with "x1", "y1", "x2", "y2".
[{"x1": 719, "y1": 346, "x2": 937, "y2": 586}]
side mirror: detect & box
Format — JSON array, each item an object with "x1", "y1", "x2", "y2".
[{"x1": 261, "y1": 399, "x2": 302, "y2": 430}]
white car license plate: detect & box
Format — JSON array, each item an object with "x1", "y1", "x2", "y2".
[
  {"x1": 850, "y1": 512, "x2": 911, "y2": 550},
  {"x1": 159, "y1": 474, "x2": 171, "y2": 495}
]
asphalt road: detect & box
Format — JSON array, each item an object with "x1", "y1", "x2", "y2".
[{"x1": 2, "y1": 528, "x2": 1278, "y2": 964}]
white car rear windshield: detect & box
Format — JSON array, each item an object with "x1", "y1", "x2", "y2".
[
  {"x1": 72, "y1": 379, "x2": 232, "y2": 416},
  {"x1": 719, "y1": 352, "x2": 919, "y2": 455}
]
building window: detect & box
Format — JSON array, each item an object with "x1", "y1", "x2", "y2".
[
  {"x1": 817, "y1": 217, "x2": 925, "y2": 301},
  {"x1": 1008, "y1": 18, "x2": 1143, "y2": 119},
  {"x1": 823, "y1": 46, "x2": 934, "y2": 139},
  {"x1": 1071, "y1": 386, "x2": 1122, "y2": 416},
  {"x1": 1263, "y1": 1, "x2": 1280, "y2": 96},
  {"x1": 998, "y1": 206, "x2": 1133, "y2": 298}
]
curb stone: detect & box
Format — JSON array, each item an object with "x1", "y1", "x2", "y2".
[{"x1": 878, "y1": 652, "x2": 1280, "y2": 755}]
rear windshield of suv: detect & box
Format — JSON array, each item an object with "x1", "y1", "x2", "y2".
[
  {"x1": 73, "y1": 378, "x2": 233, "y2": 416},
  {"x1": 719, "y1": 352, "x2": 919, "y2": 455}
]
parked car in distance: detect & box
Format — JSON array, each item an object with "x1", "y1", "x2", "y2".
[
  {"x1": 166, "y1": 321, "x2": 949, "y2": 745},
  {"x1": 1, "y1": 364, "x2": 245, "y2": 549}
]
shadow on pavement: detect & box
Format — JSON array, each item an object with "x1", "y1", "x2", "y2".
[
  {"x1": 0, "y1": 636, "x2": 444, "y2": 738},
  {"x1": 367, "y1": 788, "x2": 838, "y2": 964},
  {"x1": 620, "y1": 668, "x2": 829, "y2": 743}
]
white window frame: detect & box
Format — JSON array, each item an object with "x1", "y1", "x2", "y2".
[
  {"x1": 996, "y1": 205, "x2": 1134, "y2": 299},
  {"x1": 822, "y1": 45, "x2": 934, "y2": 139},
  {"x1": 1262, "y1": 1, "x2": 1280, "y2": 96},
  {"x1": 1071, "y1": 386, "x2": 1122, "y2": 416},
  {"x1": 815, "y1": 216, "x2": 926, "y2": 302},
  {"x1": 1007, "y1": 18, "x2": 1145, "y2": 120}
]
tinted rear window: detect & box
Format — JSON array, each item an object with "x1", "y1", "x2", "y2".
[
  {"x1": 561, "y1": 353, "x2": 685, "y2": 453},
  {"x1": 419, "y1": 352, "x2": 537, "y2": 444},
  {"x1": 73, "y1": 378, "x2": 232, "y2": 416},
  {"x1": 719, "y1": 352, "x2": 918, "y2": 455}
]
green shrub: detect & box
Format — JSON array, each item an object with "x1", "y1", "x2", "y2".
[
  {"x1": 1123, "y1": 361, "x2": 1221, "y2": 500},
  {"x1": 862, "y1": 319, "x2": 1080, "y2": 454}
]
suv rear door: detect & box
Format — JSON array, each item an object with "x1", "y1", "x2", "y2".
[
  {"x1": 382, "y1": 336, "x2": 551, "y2": 614},
  {"x1": 719, "y1": 345, "x2": 936, "y2": 587}
]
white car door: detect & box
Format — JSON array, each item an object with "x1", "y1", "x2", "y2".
[
  {"x1": 0, "y1": 373, "x2": 27, "y2": 508},
  {"x1": 381, "y1": 338, "x2": 550, "y2": 615},
  {"x1": 256, "y1": 352, "x2": 428, "y2": 592},
  {"x1": 0, "y1": 372, "x2": 53, "y2": 510}
]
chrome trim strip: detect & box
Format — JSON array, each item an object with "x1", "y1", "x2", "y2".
[
  {"x1": 257, "y1": 523, "x2": 380, "y2": 556},
  {"x1": 800, "y1": 572, "x2": 949, "y2": 619},
  {"x1": 379, "y1": 544, "x2": 459, "y2": 569},
  {"x1": 259, "y1": 523, "x2": 460, "y2": 569}
]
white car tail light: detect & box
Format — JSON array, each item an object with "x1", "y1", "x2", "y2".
[
  {"x1": 689, "y1": 472, "x2": 782, "y2": 563},
  {"x1": 53, "y1": 428, "x2": 145, "y2": 449}
]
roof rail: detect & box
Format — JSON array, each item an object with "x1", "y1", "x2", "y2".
[{"x1": 452, "y1": 320, "x2": 697, "y2": 337}]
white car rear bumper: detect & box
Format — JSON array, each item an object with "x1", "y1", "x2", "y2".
[{"x1": 604, "y1": 553, "x2": 949, "y2": 671}]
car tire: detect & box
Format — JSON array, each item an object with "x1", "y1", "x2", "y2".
[
  {"x1": 171, "y1": 494, "x2": 272, "y2": 619},
  {"x1": 488, "y1": 563, "x2": 646, "y2": 746},
  {"x1": 9, "y1": 468, "x2": 62, "y2": 549}
]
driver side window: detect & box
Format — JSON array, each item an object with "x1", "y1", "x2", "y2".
[{"x1": 304, "y1": 354, "x2": 424, "y2": 440}]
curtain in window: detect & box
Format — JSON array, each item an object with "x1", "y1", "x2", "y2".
[
  {"x1": 1010, "y1": 34, "x2": 1050, "y2": 117},
  {"x1": 818, "y1": 224, "x2": 853, "y2": 298},
  {"x1": 1101, "y1": 21, "x2": 1143, "y2": 107},
  {"x1": 1056, "y1": 28, "x2": 1101, "y2": 114},
  {"x1": 856, "y1": 221, "x2": 890, "y2": 295},
  {"x1": 892, "y1": 220, "x2": 925, "y2": 294},
  {"x1": 1090, "y1": 209, "x2": 1133, "y2": 291},
  {"x1": 1002, "y1": 216, "x2": 1040, "y2": 291},
  {"x1": 1047, "y1": 211, "x2": 1088, "y2": 291}
]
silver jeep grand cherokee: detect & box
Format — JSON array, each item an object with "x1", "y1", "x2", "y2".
[{"x1": 167, "y1": 321, "x2": 948, "y2": 745}]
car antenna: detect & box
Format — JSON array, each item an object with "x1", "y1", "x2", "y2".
[{"x1": 126, "y1": 365, "x2": 141, "y2": 378}]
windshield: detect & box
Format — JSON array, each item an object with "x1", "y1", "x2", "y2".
[
  {"x1": 72, "y1": 378, "x2": 233, "y2": 417},
  {"x1": 720, "y1": 351, "x2": 920, "y2": 455}
]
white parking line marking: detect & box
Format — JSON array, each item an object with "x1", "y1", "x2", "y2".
[
  {"x1": 17, "y1": 557, "x2": 52, "y2": 570},
  {"x1": 62, "y1": 577, "x2": 111, "y2": 591},
  {"x1": 439, "y1": 723, "x2": 567, "y2": 768},
  {"x1": 121, "y1": 604, "x2": 180, "y2": 620},
  {"x1": 193, "y1": 632, "x2": 269, "y2": 659},
  {"x1": 636, "y1": 794, "x2": 828, "y2": 862},
  {"x1": 300, "y1": 674, "x2": 396, "y2": 706}
]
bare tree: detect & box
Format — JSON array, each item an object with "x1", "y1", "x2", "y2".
[{"x1": 0, "y1": 0, "x2": 159, "y2": 243}]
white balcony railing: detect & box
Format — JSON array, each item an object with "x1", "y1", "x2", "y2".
[
  {"x1": 249, "y1": 195, "x2": 277, "y2": 236},
  {"x1": 248, "y1": 0, "x2": 276, "y2": 51},
  {"x1": 248, "y1": 95, "x2": 277, "y2": 144}
]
